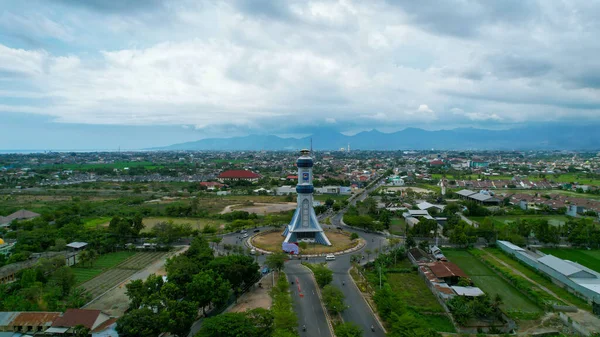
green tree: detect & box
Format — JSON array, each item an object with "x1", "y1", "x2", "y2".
[
  {"x1": 266, "y1": 252, "x2": 287, "y2": 272},
  {"x1": 335, "y1": 322, "x2": 363, "y2": 337},
  {"x1": 313, "y1": 264, "x2": 333, "y2": 288},
  {"x1": 116, "y1": 308, "x2": 162, "y2": 337},
  {"x1": 73, "y1": 325, "x2": 91, "y2": 337},
  {"x1": 322, "y1": 284, "x2": 347, "y2": 314},
  {"x1": 50, "y1": 266, "x2": 76, "y2": 297},
  {"x1": 187, "y1": 270, "x2": 231, "y2": 314},
  {"x1": 350, "y1": 232, "x2": 359, "y2": 240},
  {"x1": 196, "y1": 312, "x2": 259, "y2": 337}
]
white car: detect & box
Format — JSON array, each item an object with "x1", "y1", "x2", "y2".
[
  {"x1": 325, "y1": 254, "x2": 335, "y2": 261},
  {"x1": 242, "y1": 233, "x2": 249, "y2": 238}
]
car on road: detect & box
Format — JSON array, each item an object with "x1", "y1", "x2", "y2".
[
  {"x1": 242, "y1": 233, "x2": 249, "y2": 238},
  {"x1": 240, "y1": 230, "x2": 247, "y2": 234},
  {"x1": 336, "y1": 226, "x2": 342, "y2": 230},
  {"x1": 253, "y1": 229, "x2": 260, "y2": 233},
  {"x1": 325, "y1": 254, "x2": 335, "y2": 261}
]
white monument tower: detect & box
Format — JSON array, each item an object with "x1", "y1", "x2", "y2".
[{"x1": 282, "y1": 149, "x2": 331, "y2": 246}]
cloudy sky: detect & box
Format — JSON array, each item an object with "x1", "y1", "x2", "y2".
[{"x1": 1, "y1": 0, "x2": 599, "y2": 149}]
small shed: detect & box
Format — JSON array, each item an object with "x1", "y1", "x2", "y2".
[{"x1": 66, "y1": 242, "x2": 88, "y2": 252}]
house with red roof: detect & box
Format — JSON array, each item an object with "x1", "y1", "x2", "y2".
[
  {"x1": 217, "y1": 170, "x2": 261, "y2": 183},
  {"x1": 50, "y1": 309, "x2": 114, "y2": 335}
]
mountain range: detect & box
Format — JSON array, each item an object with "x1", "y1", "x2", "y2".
[{"x1": 153, "y1": 124, "x2": 600, "y2": 151}]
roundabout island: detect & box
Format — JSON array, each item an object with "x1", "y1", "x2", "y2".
[{"x1": 249, "y1": 228, "x2": 364, "y2": 255}]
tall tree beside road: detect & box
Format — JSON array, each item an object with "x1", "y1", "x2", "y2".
[
  {"x1": 266, "y1": 252, "x2": 287, "y2": 272},
  {"x1": 187, "y1": 269, "x2": 231, "y2": 314},
  {"x1": 312, "y1": 264, "x2": 333, "y2": 288},
  {"x1": 322, "y1": 285, "x2": 347, "y2": 314},
  {"x1": 335, "y1": 322, "x2": 363, "y2": 337}
]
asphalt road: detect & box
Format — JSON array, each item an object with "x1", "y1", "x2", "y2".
[
  {"x1": 210, "y1": 175, "x2": 390, "y2": 336},
  {"x1": 286, "y1": 261, "x2": 333, "y2": 337}
]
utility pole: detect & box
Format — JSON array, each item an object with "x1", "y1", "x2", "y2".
[{"x1": 379, "y1": 264, "x2": 382, "y2": 289}]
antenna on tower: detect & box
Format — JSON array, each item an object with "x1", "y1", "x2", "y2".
[{"x1": 310, "y1": 138, "x2": 313, "y2": 153}]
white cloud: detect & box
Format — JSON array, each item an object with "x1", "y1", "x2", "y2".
[
  {"x1": 417, "y1": 104, "x2": 433, "y2": 113},
  {"x1": 0, "y1": 0, "x2": 599, "y2": 133}
]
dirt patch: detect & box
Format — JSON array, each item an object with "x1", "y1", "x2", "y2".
[
  {"x1": 221, "y1": 202, "x2": 297, "y2": 215},
  {"x1": 140, "y1": 217, "x2": 225, "y2": 233},
  {"x1": 229, "y1": 273, "x2": 277, "y2": 313},
  {"x1": 251, "y1": 230, "x2": 359, "y2": 254}
]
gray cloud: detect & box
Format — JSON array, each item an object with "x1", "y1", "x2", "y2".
[
  {"x1": 385, "y1": 0, "x2": 538, "y2": 37},
  {"x1": 51, "y1": 0, "x2": 166, "y2": 13}
]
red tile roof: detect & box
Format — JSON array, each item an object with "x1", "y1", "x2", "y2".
[
  {"x1": 428, "y1": 261, "x2": 467, "y2": 278},
  {"x1": 218, "y1": 170, "x2": 261, "y2": 179},
  {"x1": 52, "y1": 309, "x2": 102, "y2": 329}
]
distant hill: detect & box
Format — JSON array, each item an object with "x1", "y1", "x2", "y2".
[{"x1": 152, "y1": 125, "x2": 600, "y2": 151}]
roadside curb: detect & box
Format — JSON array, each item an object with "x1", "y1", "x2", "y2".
[
  {"x1": 300, "y1": 264, "x2": 337, "y2": 337},
  {"x1": 348, "y1": 266, "x2": 387, "y2": 333}
]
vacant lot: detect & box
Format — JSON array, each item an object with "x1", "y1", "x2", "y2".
[
  {"x1": 72, "y1": 251, "x2": 136, "y2": 284},
  {"x1": 387, "y1": 271, "x2": 445, "y2": 313},
  {"x1": 443, "y1": 250, "x2": 541, "y2": 315},
  {"x1": 141, "y1": 217, "x2": 225, "y2": 232},
  {"x1": 390, "y1": 217, "x2": 406, "y2": 235},
  {"x1": 225, "y1": 202, "x2": 297, "y2": 215},
  {"x1": 540, "y1": 248, "x2": 600, "y2": 273},
  {"x1": 379, "y1": 186, "x2": 433, "y2": 194}
]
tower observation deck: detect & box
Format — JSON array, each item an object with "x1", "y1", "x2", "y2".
[{"x1": 282, "y1": 149, "x2": 331, "y2": 246}]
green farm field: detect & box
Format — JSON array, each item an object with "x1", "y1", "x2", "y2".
[
  {"x1": 468, "y1": 215, "x2": 570, "y2": 228},
  {"x1": 72, "y1": 251, "x2": 136, "y2": 284},
  {"x1": 539, "y1": 249, "x2": 600, "y2": 273},
  {"x1": 443, "y1": 250, "x2": 541, "y2": 315},
  {"x1": 483, "y1": 248, "x2": 592, "y2": 311}
]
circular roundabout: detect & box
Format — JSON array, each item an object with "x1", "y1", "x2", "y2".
[{"x1": 249, "y1": 228, "x2": 364, "y2": 255}]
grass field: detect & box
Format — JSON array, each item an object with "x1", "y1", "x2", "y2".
[
  {"x1": 484, "y1": 248, "x2": 592, "y2": 311},
  {"x1": 83, "y1": 217, "x2": 112, "y2": 229},
  {"x1": 413, "y1": 313, "x2": 456, "y2": 333},
  {"x1": 539, "y1": 248, "x2": 600, "y2": 273},
  {"x1": 443, "y1": 250, "x2": 541, "y2": 315},
  {"x1": 387, "y1": 271, "x2": 445, "y2": 313},
  {"x1": 469, "y1": 215, "x2": 570, "y2": 228},
  {"x1": 313, "y1": 194, "x2": 350, "y2": 202},
  {"x1": 72, "y1": 251, "x2": 136, "y2": 284},
  {"x1": 140, "y1": 217, "x2": 225, "y2": 232},
  {"x1": 390, "y1": 217, "x2": 406, "y2": 235}
]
